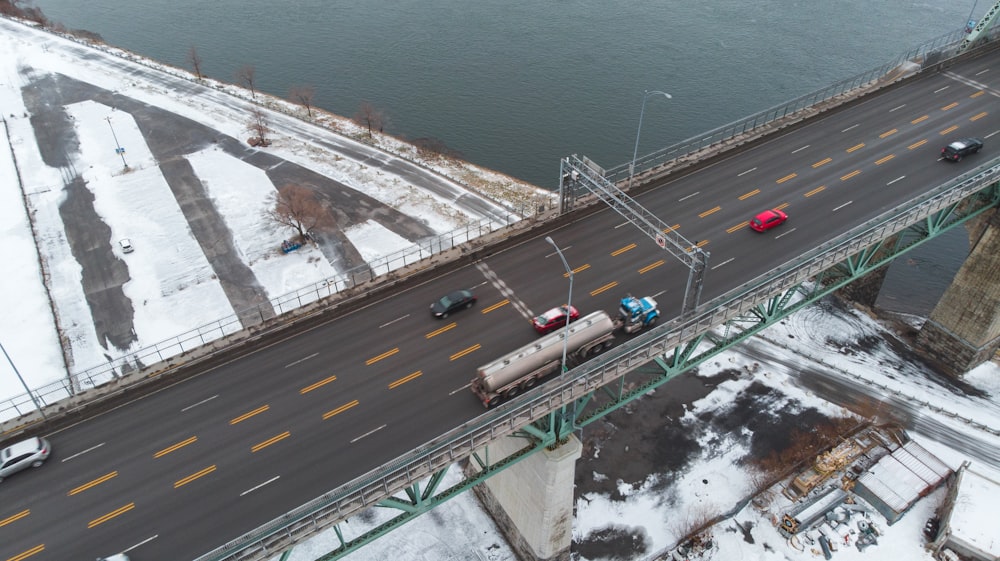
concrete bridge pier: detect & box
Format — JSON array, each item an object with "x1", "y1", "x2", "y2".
[
  {"x1": 916, "y1": 208, "x2": 1000, "y2": 377},
  {"x1": 469, "y1": 434, "x2": 582, "y2": 561}
]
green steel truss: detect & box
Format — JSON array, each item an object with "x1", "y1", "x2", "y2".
[
  {"x1": 303, "y1": 181, "x2": 997, "y2": 561},
  {"x1": 569, "y1": 184, "x2": 999, "y2": 430},
  {"x1": 310, "y1": 413, "x2": 569, "y2": 560}
]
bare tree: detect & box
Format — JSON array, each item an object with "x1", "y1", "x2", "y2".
[
  {"x1": 353, "y1": 101, "x2": 386, "y2": 138},
  {"x1": 246, "y1": 106, "x2": 271, "y2": 147},
  {"x1": 264, "y1": 184, "x2": 329, "y2": 240},
  {"x1": 236, "y1": 64, "x2": 257, "y2": 100},
  {"x1": 188, "y1": 46, "x2": 204, "y2": 80},
  {"x1": 289, "y1": 85, "x2": 316, "y2": 117}
]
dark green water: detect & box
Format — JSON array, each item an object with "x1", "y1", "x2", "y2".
[
  {"x1": 33, "y1": 0, "x2": 972, "y2": 187},
  {"x1": 29, "y1": 0, "x2": 980, "y2": 315}
]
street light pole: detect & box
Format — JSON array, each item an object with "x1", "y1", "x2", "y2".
[
  {"x1": 629, "y1": 90, "x2": 671, "y2": 189},
  {"x1": 105, "y1": 116, "x2": 129, "y2": 170},
  {"x1": 545, "y1": 236, "x2": 573, "y2": 373},
  {"x1": 1, "y1": 340, "x2": 46, "y2": 419}
]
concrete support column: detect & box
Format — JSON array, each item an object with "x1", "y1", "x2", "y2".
[
  {"x1": 469, "y1": 435, "x2": 582, "y2": 561},
  {"x1": 916, "y1": 208, "x2": 1000, "y2": 377}
]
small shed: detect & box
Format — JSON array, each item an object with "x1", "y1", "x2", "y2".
[
  {"x1": 852, "y1": 440, "x2": 951, "y2": 525},
  {"x1": 932, "y1": 464, "x2": 1000, "y2": 561}
]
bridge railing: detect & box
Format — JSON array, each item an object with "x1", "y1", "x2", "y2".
[
  {"x1": 0, "y1": 208, "x2": 542, "y2": 423},
  {"x1": 603, "y1": 26, "x2": 995, "y2": 185},
  {"x1": 196, "y1": 158, "x2": 1000, "y2": 561}
]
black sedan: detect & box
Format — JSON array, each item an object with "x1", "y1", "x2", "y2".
[{"x1": 430, "y1": 289, "x2": 477, "y2": 318}]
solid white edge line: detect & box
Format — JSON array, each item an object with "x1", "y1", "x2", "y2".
[
  {"x1": 240, "y1": 476, "x2": 281, "y2": 497},
  {"x1": 284, "y1": 352, "x2": 319, "y2": 368},
  {"x1": 711, "y1": 258, "x2": 734, "y2": 270},
  {"x1": 123, "y1": 535, "x2": 159, "y2": 554},
  {"x1": 181, "y1": 394, "x2": 219, "y2": 412},
  {"x1": 61, "y1": 442, "x2": 105, "y2": 462},
  {"x1": 351, "y1": 424, "x2": 387, "y2": 444},
  {"x1": 832, "y1": 201, "x2": 854, "y2": 212}
]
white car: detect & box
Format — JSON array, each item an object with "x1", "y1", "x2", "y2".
[
  {"x1": 119, "y1": 238, "x2": 134, "y2": 253},
  {"x1": 0, "y1": 436, "x2": 51, "y2": 482}
]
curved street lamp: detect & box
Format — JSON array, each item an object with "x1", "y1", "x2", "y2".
[
  {"x1": 629, "y1": 90, "x2": 671, "y2": 189},
  {"x1": 545, "y1": 236, "x2": 573, "y2": 373}
]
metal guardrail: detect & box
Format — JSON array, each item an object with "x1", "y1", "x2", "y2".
[
  {"x1": 0, "y1": 210, "x2": 541, "y2": 423},
  {"x1": 603, "y1": 26, "x2": 999, "y2": 185},
  {"x1": 193, "y1": 151, "x2": 1000, "y2": 560}
]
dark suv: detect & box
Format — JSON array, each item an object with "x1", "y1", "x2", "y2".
[{"x1": 941, "y1": 138, "x2": 983, "y2": 161}]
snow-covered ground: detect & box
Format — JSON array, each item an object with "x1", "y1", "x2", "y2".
[
  {"x1": 1, "y1": 16, "x2": 997, "y2": 561},
  {"x1": 0, "y1": 17, "x2": 549, "y2": 408},
  {"x1": 272, "y1": 299, "x2": 999, "y2": 561}
]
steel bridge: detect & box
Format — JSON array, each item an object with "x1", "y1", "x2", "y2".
[{"x1": 195, "y1": 17, "x2": 1000, "y2": 561}]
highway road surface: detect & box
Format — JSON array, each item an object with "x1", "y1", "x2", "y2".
[{"x1": 2, "y1": 43, "x2": 998, "y2": 561}]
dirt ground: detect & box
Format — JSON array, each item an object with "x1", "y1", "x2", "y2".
[{"x1": 571, "y1": 365, "x2": 849, "y2": 560}]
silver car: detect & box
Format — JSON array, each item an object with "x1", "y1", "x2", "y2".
[{"x1": 0, "y1": 436, "x2": 51, "y2": 482}]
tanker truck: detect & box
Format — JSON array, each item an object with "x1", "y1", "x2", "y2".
[{"x1": 471, "y1": 295, "x2": 659, "y2": 408}]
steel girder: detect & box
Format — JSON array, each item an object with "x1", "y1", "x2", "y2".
[
  {"x1": 959, "y1": 0, "x2": 1000, "y2": 52},
  {"x1": 567, "y1": 183, "x2": 1000, "y2": 430},
  {"x1": 306, "y1": 420, "x2": 563, "y2": 561}
]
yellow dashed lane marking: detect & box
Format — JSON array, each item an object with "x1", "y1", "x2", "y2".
[
  {"x1": 970, "y1": 111, "x2": 987, "y2": 121},
  {"x1": 154, "y1": 436, "x2": 198, "y2": 458},
  {"x1": 908, "y1": 139, "x2": 928, "y2": 150},
  {"x1": 230, "y1": 405, "x2": 269, "y2": 425},
  {"x1": 879, "y1": 129, "x2": 897, "y2": 139},
  {"x1": 805, "y1": 185, "x2": 826, "y2": 197},
  {"x1": 425, "y1": 322, "x2": 456, "y2": 338},
  {"x1": 846, "y1": 143, "x2": 865, "y2": 153},
  {"x1": 389, "y1": 371, "x2": 423, "y2": 389},
  {"x1": 840, "y1": 170, "x2": 861, "y2": 181},
  {"x1": 87, "y1": 502, "x2": 135, "y2": 527},
  {"x1": 590, "y1": 281, "x2": 619, "y2": 296},
  {"x1": 481, "y1": 299, "x2": 509, "y2": 313},
  {"x1": 365, "y1": 348, "x2": 399, "y2": 365},
  {"x1": 698, "y1": 206, "x2": 721, "y2": 218},
  {"x1": 776, "y1": 173, "x2": 797, "y2": 184},
  {"x1": 173, "y1": 466, "x2": 216, "y2": 489},
  {"x1": 812, "y1": 157, "x2": 832, "y2": 168},
  {"x1": 739, "y1": 189, "x2": 759, "y2": 200},
  {"x1": 68, "y1": 471, "x2": 118, "y2": 496},
  {"x1": 0, "y1": 509, "x2": 30, "y2": 528},
  {"x1": 323, "y1": 399, "x2": 359, "y2": 420},
  {"x1": 564, "y1": 264, "x2": 589, "y2": 277},
  {"x1": 970, "y1": 90, "x2": 985, "y2": 98},
  {"x1": 638, "y1": 260, "x2": 665, "y2": 274},
  {"x1": 726, "y1": 222, "x2": 749, "y2": 234},
  {"x1": 662, "y1": 224, "x2": 680, "y2": 233},
  {"x1": 300, "y1": 374, "x2": 337, "y2": 394},
  {"x1": 251, "y1": 431, "x2": 291, "y2": 453},
  {"x1": 940, "y1": 102, "x2": 958, "y2": 111},
  {"x1": 875, "y1": 154, "x2": 895, "y2": 165},
  {"x1": 939, "y1": 125, "x2": 958, "y2": 135},
  {"x1": 911, "y1": 115, "x2": 929, "y2": 124},
  {"x1": 450, "y1": 345, "x2": 481, "y2": 361},
  {"x1": 7, "y1": 544, "x2": 44, "y2": 561},
  {"x1": 611, "y1": 243, "x2": 636, "y2": 256}
]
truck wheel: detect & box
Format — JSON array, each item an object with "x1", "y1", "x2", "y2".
[
  {"x1": 505, "y1": 386, "x2": 519, "y2": 399},
  {"x1": 488, "y1": 396, "x2": 502, "y2": 408},
  {"x1": 522, "y1": 377, "x2": 537, "y2": 390},
  {"x1": 646, "y1": 316, "x2": 657, "y2": 327}
]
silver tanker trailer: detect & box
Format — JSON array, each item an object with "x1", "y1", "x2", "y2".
[{"x1": 471, "y1": 296, "x2": 660, "y2": 408}]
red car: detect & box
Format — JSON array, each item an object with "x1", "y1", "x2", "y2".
[
  {"x1": 532, "y1": 305, "x2": 580, "y2": 334},
  {"x1": 749, "y1": 209, "x2": 788, "y2": 232}
]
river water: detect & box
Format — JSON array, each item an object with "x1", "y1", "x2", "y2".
[{"x1": 30, "y1": 0, "x2": 980, "y2": 314}]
